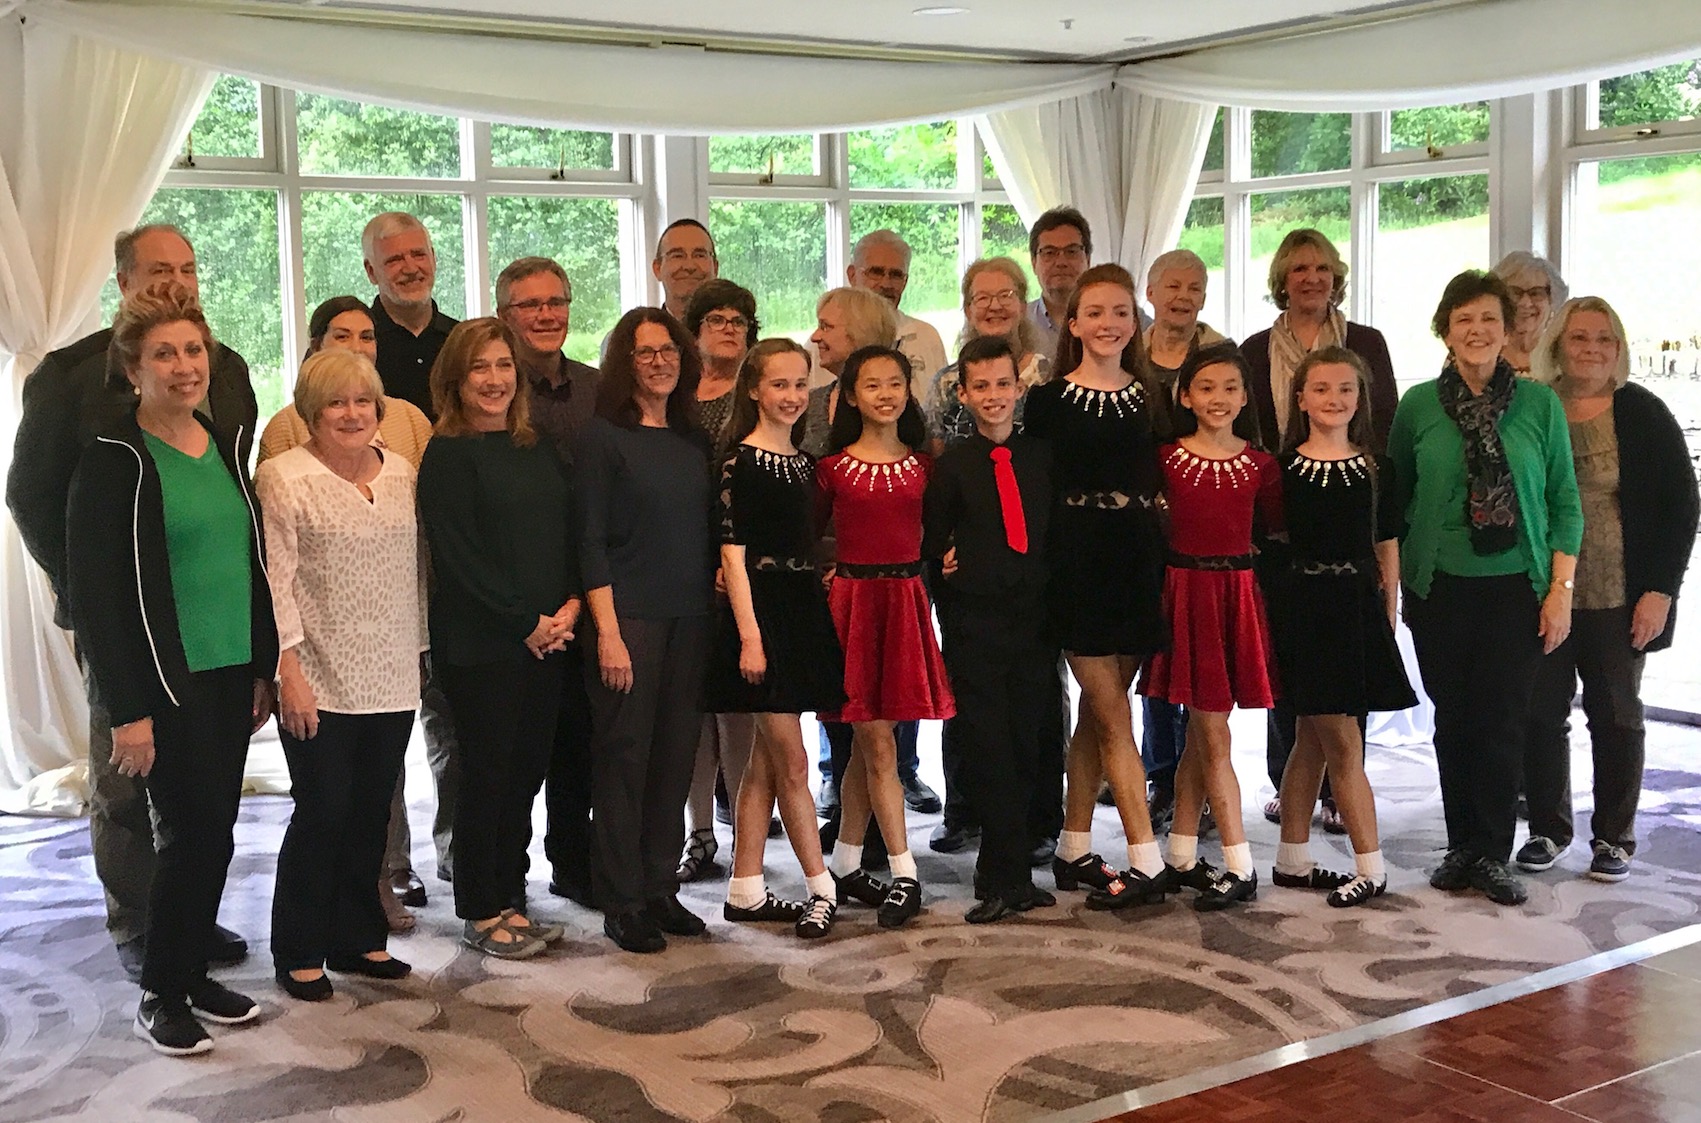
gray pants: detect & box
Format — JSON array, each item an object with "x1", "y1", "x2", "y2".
[
  {"x1": 83, "y1": 659, "x2": 155, "y2": 947},
  {"x1": 419, "y1": 657, "x2": 460, "y2": 880},
  {"x1": 1523, "y1": 605, "x2": 1647, "y2": 853},
  {"x1": 383, "y1": 767, "x2": 412, "y2": 878},
  {"x1": 585, "y1": 615, "x2": 709, "y2": 913}
]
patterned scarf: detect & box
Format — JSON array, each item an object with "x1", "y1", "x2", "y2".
[
  {"x1": 1267, "y1": 308, "x2": 1346, "y2": 436},
  {"x1": 1436, "y1": 357, "x2": 1521, "y2": 555}
]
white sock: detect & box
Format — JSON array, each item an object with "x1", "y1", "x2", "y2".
[
  {"x1": 804, "y1": 871, "x2": 835, "y2": 899},
  {"x1": 830, "y1": 842, "x2": 863, "y2": 878},
  {"x1": 1355, "y1": 850, "x2": 1386, "y2": 883},
  {"x1": 726, "y1": 874, "x2": 766, "y2": 910},
  {"x1": 1225, "y1": 842, "x2": 1253, "y2": 878},
  {"x1": 1168, "y1": 834, "x2": 1198, "y2": 871},
  {"x1": 889, "y1": 849, "x2": 918, "y2": 880},
  {"x1": 1275, "y1": 841, "x2": 1315, "y2": 875},
  {"x1": 1057, "y1": 830, "x2": 1093, "y2": 863},
  {"x1": 1128, "y1": 841, "x2": 1164, "y2": 879}
]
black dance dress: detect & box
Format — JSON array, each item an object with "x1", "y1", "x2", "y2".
[
  {"x1": 704, "y1": 445, "x2": 847, "y2": 715},
  {"x1": 1022, "y1": 377, "x2": 1167, "y2": 658},
  {"x1": 1270, "y1": 451, "x2": 1417, "y2": 716}
]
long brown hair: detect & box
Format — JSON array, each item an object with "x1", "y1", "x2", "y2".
[
  {"x1": 1281, "y1": 345, "x2": 1377, "y2": 455},
  {"x1": 726, "y1": 338, "x2": 810, "y2": 446},
  {"x1": 596, "y1": 307, "x2": 704, "y2": 435},
  {"x1": 429, "y1": 317, "x2": 535, "y2": 446},
  {"x1": 1051, "y1": 263, "x2": 1172, "y2": 438}
]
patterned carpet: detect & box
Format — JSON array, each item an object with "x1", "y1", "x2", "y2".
[{"x1": 3, "y1": 712, "x2": 1700, "y2": 1123}]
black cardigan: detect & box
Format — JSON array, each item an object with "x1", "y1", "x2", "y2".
[
  {"x1": 1609, "y1": 381, "x2": 1699, "y2": 653},
  {"x1": 65, "y1": 412, "x2": 279, "y2": 726},
  {"x1": 1243, "y1": 320, "x2": 1399, "y2": 455}
]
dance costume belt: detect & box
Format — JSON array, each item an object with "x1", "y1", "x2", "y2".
[
  {"x1": 1292, "y1": 557, "x2": 1371, "y2": 577},
  {"x1": 1061, "y1": 489, "x2": 1159, "y2": 511},
  {"x1": 749, "y1": 554, "x2": 816, "y2": 573},
  {"x1": 836, "y1": 560, "x2": 926, "y2": 579},
  {"x1": 1167, "y1": 551, "x2": 1255, "y2": 571}
]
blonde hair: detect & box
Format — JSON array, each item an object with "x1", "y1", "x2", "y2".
[
  {"x1": 817, "y1": 286, "x2": 899, "y2": 352},
  {"x1": 1267, "y1": 228, "x2": 1348, "y2": 310},
  {"x1": 294, "y1": 349, "x2": 388, "y2": 427},
  {"x1": 1529, "y1": 296, "x2": 1631, "y2": 391},
  {"x1": 958, "y1": 256, "x2": 1042, "y2": 357}
]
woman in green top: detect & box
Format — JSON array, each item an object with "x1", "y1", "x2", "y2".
[
  {"x1": 1388, "y1": 270, "x2": 1583, "y2": 908},
  {"x1": 66, "y1": 282, "x2": 279, "y2": 1056}
]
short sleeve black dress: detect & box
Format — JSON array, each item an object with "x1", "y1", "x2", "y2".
[
  {"x1": 704, "y1": 444, "x2": 847, "y2": 715},
  {"x1": 1022, "y1": 377, "x2": 1167, "y2": 658},
  {"x1": 1270, "y1": 451, "x2": 1416, "y2": 716}
]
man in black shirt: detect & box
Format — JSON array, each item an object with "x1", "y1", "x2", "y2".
[
  {"x1": 922, "y1": 336, "x2": 1066, "y2": 922},
  {"x1": 362, "y1": 211, "x2": 457, "y2": 419}
]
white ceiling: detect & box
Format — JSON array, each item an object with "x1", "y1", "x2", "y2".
[{"x1": 226, "y1": 0, "x2": 1468, "y2": 62}]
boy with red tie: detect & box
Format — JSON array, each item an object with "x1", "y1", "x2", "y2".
[{"x1": 922, "y1": 336, "x2": 1064, "y2": 922}]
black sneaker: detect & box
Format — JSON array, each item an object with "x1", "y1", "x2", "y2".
[
  {"x1": 1327, "y1": 875, "x2": 1387, "y2": 908},
  {"x1": 1514, "y1": 835, "x2": 1563, "y2": 872},
  {"x1": 1085, "y1": 868, "x2": 1167, "y2": 910},
  {"x1": 877, "y1": 877, "x2": 923, "y2": 929},
  {"x1": 1195, "y1": 869, "x2": 1258, "y2": 911},
  {"x1": 134, "y1": 994, "x2": 212, "y2": 1055},
  {"x1": 1469, "y1": 857, "x2": 1528, "y2": 906},
  {"x1": 646, "y1": 894, "x2": 707, "y2": 936},
  {"x1": 1052, "y1": 852, "x2": 1117, "y2": 892},
  {"x1": 186, "y1": 977, "x2": 260, "y2": 1025},
  {"x1": 1429, "y1": 848, "x2": 1475, "y2": 891},
  {"x1": 900, "y1": 773, "x2": 942, "y2": 814},
  {"x1": 1156, "y1": 858, "x2": 1218, "y2": 895},
  {"x1": 833, "y1": 868, "x2": 890, "y2": 907},
  {"x1": 928, "y1": 821, "x2": 979, "y2": 854},
  {"x1": 723, "y1": 892, "x2": 806, "y2": 924},
  {"x1": 795, "y1": 894, "x2": 838, "y2": 939},
  {"x1": 1272, "y1": 866, "x2": 1355, "y2": 891},
  {"x1": 1589, "y1": 841, "x2": 1631, "y2": 883}
]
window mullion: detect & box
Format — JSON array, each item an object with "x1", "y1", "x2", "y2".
[{"x1": 277, "y1": 88, "x2": 307, "y2": 392}]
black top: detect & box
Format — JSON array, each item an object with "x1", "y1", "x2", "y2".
[
  {"x1": 526, "y1": 353, "x2": 601, "y2": 466},
  {"x1": 370, "y1": 296, "x2": 458, "y2": 421},
  {"x1": 65, "y1": 412, "x2": 277, "y2": 727},
  {"x1": 1021, "y1": 377, "x2": 1163, "y2": 503},
  {"x1": 7, "y1": 327, "x2": 256, "y2": 628},
  {"x1": 1279, "y1": 451, "x2": 1399, "y2": 564},
  {"x1": 1243, "y1": 321, "x2": 1398, "y2": 455},
  {"x1": 1610, "y1": 381, "x2": 1700, "y2": 653},
  {"x1": 417, "y1": 431, "x2": 573, "y2": 666},
  {"x1": 922, "y1": 430, "x2": 1053, "y2": 599},
  {"x1": 573, "y1": 417, "x2": 714, "y2": 620},
  {"x1": 718, "y1": 444, "x2": 818, "y2": 558}
]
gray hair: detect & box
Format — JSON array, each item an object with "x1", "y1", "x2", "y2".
[
  {"x1": 851, "y1": 229, "x2": 913, "y2": 267},
  {"x1": 818, "y1": 286, "x2": 899, "y2": 352},
  {"x1": 1529, "y1": 296, "x2": 1631, "y2": 391},
  {"x1": 361, "y1": 211, "x2": 434, "y2": 266},
  {"x1": 1492, "y1": 251, "x2": 1569, "y2": 306},
  {"x1": 1146, "y1": 248, "x2": 1207, "y2": 290},
  {"x1": 494, "y1": 256, "x2": 571, "y2": 308},
  {"x1": 114, "y1": 224, "x2": 191, "y2": 275}
]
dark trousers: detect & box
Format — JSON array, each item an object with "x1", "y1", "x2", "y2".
[
  {"x1": 1407, "y1": 573, "x2": 1544, "y2": 863},
  {"x1": 272, "y1": 710, "x2": 413, "y2": 970},
  {"x1": 420, "y1": 658, "x2": 460, "y2": 880},
  {"x1": 441, "y1": 655, "x2": 562, "y2": 920},
  {"x1": 585, "y1": 615, "x2": 708, "y2": 913},
  {"x1": 1524, "y1": 605, "x2": 1647, "y2": 853},
  {"x1": 544, "y1": 640, "x2": 597, "y2": 890},
  {"x1": 138, "y1": 665, "x2": 252, "y2": 999},
  {"x1": 81, "y1": 652, "x2": 155, "y2": 948},
  {"x1": 1143, "y1": 697, "x2": 1186, "y2": 788},
  {"x1": 941, "y1": 592, "x2": 1063, "y2": 894}
]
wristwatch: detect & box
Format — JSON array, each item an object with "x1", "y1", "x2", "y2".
[{"x1": 1553, "y1": 577, "x2": 1575, "y2": 590}]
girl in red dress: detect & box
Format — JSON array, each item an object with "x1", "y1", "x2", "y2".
[
  {"x1": 817, "y1": 346, "x2": 955, "y2": 929},
  {"x1": 1140, "y1": 340, "x2": 1282, "y2": 911}
]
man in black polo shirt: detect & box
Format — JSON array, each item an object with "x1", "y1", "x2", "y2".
[{"x1": 362, "y1": 211, "x2": 457, "y2": 419}]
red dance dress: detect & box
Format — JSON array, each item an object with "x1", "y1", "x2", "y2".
[
  {"x1": 1140, "y1": 442, "x2": 1283, "y2": 712},
  {"x1": 816, "y1": 450, "x2": 956, "y2": 724}
]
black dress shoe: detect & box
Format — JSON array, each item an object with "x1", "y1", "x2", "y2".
[
  {"x1": 833, "y1": 868, "x2": 891, "y2": 906},
  {"x1": 1029, "y1": 837, "x2": 1057, "y2": 867},
  {"x1": 1194, "y1": 869, "x2": 1258, "y2": 911},
  {"x1": 1147, "y1": 785, "x2": 1175, "y2": 830},
  {"x1": 646, "y1": 894, "x2": 707, "y2": 936},
  {"x1": 115, "y1": 938, "x2": 146, "y2": 984},
  {"x1": 877, "y1": 877, "x2": 923, "y2": 928},
  {"x1": 549, "y1": 876, "x2": 598, "y2": 910},
  {"x1": 723, "y1": 892, "x2": 806, "y2": 924},
  {"x1": 1052, "y1": 852, "x2": 1118, "y2": 892},
  {"x1": 900, "y1": 772, "x2": 942, "y2": 814},
  {"x1": 1271, "y1": 866, "x2": 1355, "y2": 891},
  {"x1": 604, "y1": 909, "x2": 666, "y2": 953},
  {"x1": 326, "y1": 954, "x2": 412, "y2": 980},
  {"x1": 1085, "y1": 868, "x2": 1167, "y2": 910},
  {"x1": 209, "y1": 924, "x2": 248, "y2": 965},
  {"x1": 767, "y1": 816, "x2": 783, "y2": 839},
  {"x1": 928, "y1": 821, "x2": 979, "y2": 853},
  {"x1": 965, "y1": 885, "x2": 1056, "y2": 924},
  {"x1": 390, "y1": 870, "x2": 427, "y2": 908},
  {"x1": 815, "y1": 774, "x2": 839, "y2": 816},
  {"x1": 276, "y1": 969, "x2": 334, "y2": 1002},
  {"x1": 1155, "y1": 859, "x2": 1218, "y2": 894}
]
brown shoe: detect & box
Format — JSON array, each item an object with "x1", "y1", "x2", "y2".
[{"x1": 379, "y1": 879, "x2": 416, "y2": 933}]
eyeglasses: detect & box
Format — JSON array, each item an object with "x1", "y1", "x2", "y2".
[
  {"x1": 1034, "y1": 245, "x2": 1087, "y2": 263},
  {"x1": 969, "y1": 289, "x2": 1020, "y2": 310},
  {"x1": 633, "y1": 344, "x2": 681, "y2": 365},
  {"x1": 1508, "y1": 285, "x2": 1551, "y2": 301},
  {"x1": 858, "y1": 265, "x2": 909, "y2": 283},
  {"x1": 507, "y1": 296, "x2": 570, "y2": 315},
  {"x1": 703, "y1": 313, "x2": 749, "y2": 333}
]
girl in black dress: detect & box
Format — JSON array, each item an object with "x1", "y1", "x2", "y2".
[
  {"x1": 1023, "y1": 264, "x2": 1173, "y2": 908},
  {"x1": 1270, "y1": 347, "x2": 1415, "y2": 907},
  {"x1": 708, "y1": 339, "x2": 847, "y2": 938}
]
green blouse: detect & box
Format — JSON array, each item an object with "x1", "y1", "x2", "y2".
[{"x1": 144, "y1": 432, "x2": 253, "y2": 672}]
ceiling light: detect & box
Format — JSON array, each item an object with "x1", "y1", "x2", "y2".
[{"x1": 912, "y1": 6, "x2": 968, "y2": 15}]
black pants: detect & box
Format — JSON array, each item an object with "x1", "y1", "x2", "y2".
[
  {"x1": 1407, "y1": 573, "x2": 1544, "y2": 863},
  {"x1": 940, "y1": 592, "x2": 1063, "y2": 895},
  {"x1": 441, "y1": 655, "x2": 562, "y2": 921},
  {"x1": 1524, "y1": 605, "x2": 1647, "y2": 853},
  {"x1": 139, "y1": 665, "x2": 252, "y2": 999},
  {"x1": 544, "y1": 641, "x2": 597, "y2": 890},
  {"x1": 585, "y1": 615, "x2": 709, "y2": 914},
  {"x1": 272, "y1": 710, "x2": 413, "y2": 970},
  {"x1": 419, "y1": 657, "x2": 460, "y2": 880},
  {"x1": 1143, "y1": 697, "x2": 1186, "y2": 788}
]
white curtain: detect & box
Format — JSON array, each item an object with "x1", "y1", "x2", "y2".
[
  {"x1": 976, "y1": 87, "x2": 1216, "y2": 290},
  {"x1": 24, "y1": 0, "x2": 1114, "y2": 134},
  {"x1": 0, "y1": 20, "x2": 212, "y2": 814},
  {"x1": 1117, "y1": 0, "x2": 1701, "y2": 110}
]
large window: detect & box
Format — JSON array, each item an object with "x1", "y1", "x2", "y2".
[
  {"x1": 1373, "y1": 174, "x2": 1489, "y2": 382},
  {"x1": 708, "y1": 200, "x2": 828, "y2": 335}
]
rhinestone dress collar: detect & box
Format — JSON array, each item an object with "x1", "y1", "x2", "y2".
[
  {"x1": 749, "y1": 446, "x2": 813, "y2": 485},
  {"x1": 1168, "y1": 445, "x2": 1256, "y2": 488},
  {"x1": 1290, "y1": 452, "x2": 1368, "y2": 487},
  {"x1": 834, "y1": 452, "x2": 920, "y2": 492},
  {"x1": 1061, "y1": 379, "x2": 1145, "y2": 419}
]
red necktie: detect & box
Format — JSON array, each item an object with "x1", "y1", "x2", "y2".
[{"x1": 990, "y1": 446, "x2": 1028, "y2": 554}]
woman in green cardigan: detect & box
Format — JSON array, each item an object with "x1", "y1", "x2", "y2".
[{"x1": 1388, "y1": 270, "x2": 1583, "y2": 908}]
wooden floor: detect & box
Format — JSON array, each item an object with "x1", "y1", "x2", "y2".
[{"x1": 1108, "y1": 936, "x2": 1701, "y2": 1122}]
